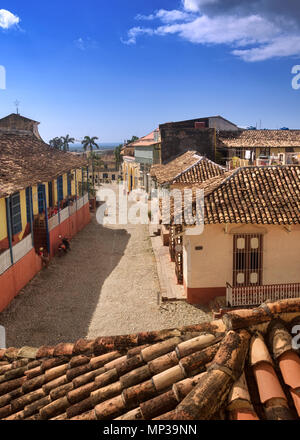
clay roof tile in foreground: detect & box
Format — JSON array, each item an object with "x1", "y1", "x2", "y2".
[{"x1": 0, "y1": 298, "x2": 300, "y2": 420}]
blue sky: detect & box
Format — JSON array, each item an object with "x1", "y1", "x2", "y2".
[{"x1": 0, "y1": 0, "x2": 300, "y2": 142}]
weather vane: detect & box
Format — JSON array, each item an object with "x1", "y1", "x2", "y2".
[{"x1": 14, "y1": 100, "x2": 20, "y2": 115}]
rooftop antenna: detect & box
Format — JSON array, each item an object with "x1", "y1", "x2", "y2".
[{"x1": 14, "y1": 100, "x2": 20, "y2": 115}]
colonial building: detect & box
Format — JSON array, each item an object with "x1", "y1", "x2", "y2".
[
  {"x1": 159, "y1": 116, "x2": 238, "y2": 164},
  {"x1": 0, "y1": 114, "x2": 90, "y2": 312},
  {"x1": 167, "y1": 165, "x2": 300, "y2": 306},
  {"x1": 122, "y1": 129, "x2": 161, "y2": 193},
  {"x1": 151, "y1": 151, "x2": 226, "y2": 249},
  {"x1": 151, "y1": 150, "x2": 226, "y2": 188},
  {"x1": 218, "y1": 129, "x2": 300, "y2": 167},
  {"x1": 121, "y1": 155, "x2": 140, "y2": 193}
]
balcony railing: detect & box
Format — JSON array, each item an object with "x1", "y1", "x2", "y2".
[
  {"x1": 0, "y1": 233, "x2": 33, "y2": 276},
  {"x1": 12, "y1": 234, "x2": 33, "y2": 264},
  {"x1": 44, "y1": 194, "x2": 89, "y2": 232},
  {"x1": 226, "y1": 282, "x2": 300, "y2": 307},
  {"x1": 60, "y1": 207, "x2": 69, "y2": 223},
  {"x1": 48, "y1": 214, "x2": 59, "y2": 232},
  {"x1": 0, "y1": 249, "x2": 12, "y2": 276}
]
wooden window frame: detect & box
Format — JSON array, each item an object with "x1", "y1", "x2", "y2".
[{"x1": 233, "y1": 234, "x2": 263, "y2": 287}]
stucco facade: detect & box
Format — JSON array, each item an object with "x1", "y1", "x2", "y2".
[{"x1": 183, "y1": 223, "x2": 300, "y2": 304}]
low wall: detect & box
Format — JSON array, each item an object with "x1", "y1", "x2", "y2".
[
  {"x1": 49, "y1": 202, "x2": 90, "y2": 257},
  {"x1": 0, "y1": 249, "x2": 42, "y2": 312},
  {"x1": 184, "y1": 282, "x2": 226, "y2": 305},
  {"x1": 0, "y1": 202, "x2": 90, "y2": 312}
]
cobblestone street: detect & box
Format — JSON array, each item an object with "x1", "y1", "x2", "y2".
[{"x1": 0, "y1": 185, "x2": 212, "y2": 348}]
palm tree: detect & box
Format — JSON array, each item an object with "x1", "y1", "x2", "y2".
[
  {"x1": 49, "y1": 137, "x2": 63, "y2": 150},
  {"x1": 81, "y1": 136, "x2": 99, "y2": 190},
  {"x1": 81, "y1": 136, "x2": 99, "y2": 156},
  {"x1": 61, "y1": 135, "x2": 75, "y2": 152}
]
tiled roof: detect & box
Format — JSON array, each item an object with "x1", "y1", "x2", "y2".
[
  {"x1": 121, "y1": 147, "x2": 134, "y2": 157},
  {"x1": 218, "y1": 130, "x2": 300, "y2": 148},
  {"x1": 0, "y1": 113, "x2": 39, "y2": 125},
  {"x1": 150, "y1": 151, "x2": 225, "y2": 185},
  {"x1": 129, "y1": 129, "x2": 160, "y2": 148},
  {"x1": 170, "y1": 165, "x2": 300, "y2": 225},
  {"x1": 0, "y1": 298, "x2": 299, "y2": 420},
  {"x1": 0, "y1": 133, "x2": 87, "y2": 198}
]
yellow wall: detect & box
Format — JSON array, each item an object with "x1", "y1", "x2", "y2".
[
  {"x1": 0, "y1": 197, "x2": 7, "y2": 241},
  {"x1": 74, "y1": 168, "x2": 83, "y2": 195},
  {"x1": 18, "y1": 189, "x2": 27, "y2": 240},
  {"x1": 183, "y1": 224, "x2": 300, "y2": 288},
  {"x1": 63, "y1": 173, "x2": 68, "y2": 198},
  {"x1": 53, "y1": 179, "x2": 58, "y2": 205},
  {"x1": 44, "y1": 182, "x2": 49, "y2": 207},
  {"x1": 32, "y1": 185, "x2": 38, "y2": 216},
  {"x1": 122, "y1": 161, "x2": 140, "y2": 192},
  {"x1": 71, "y1": 170, "x2": 75, "y2": 195}
]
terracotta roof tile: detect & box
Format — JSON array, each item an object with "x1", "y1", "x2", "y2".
[
  {"x1": 151, "y1": 151, "x2": 225, "y2": 185},
  {"x1": 0, "y1": 299, "x2": 300, "y2": 420},
  {"x1": 218, "y1": 129, "x2": 300, "y2": 148},
  {"x1": 278, "y1": 351, "x2": 300, "y2": 389},
  {"x1": 0, "y1": 133, "x2": 87, "y2": 198},
  {"x1": 170, "y1": 165, "x2": 300, "y2": 225},
  {"x1": 253, "y1": 362, "x2": 287, "y2": 404}
]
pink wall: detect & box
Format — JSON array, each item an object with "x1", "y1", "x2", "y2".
[
  {"x1": 49, "y1": 203, "x2": 90, "y2": 257},
  {"x1": 0, "y1": 203, "x2": 90, "y2": 312},
  {"x1": 0, "y1": 249, "x2": 42, "y2": 312}
]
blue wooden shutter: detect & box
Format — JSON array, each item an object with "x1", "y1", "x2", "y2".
[
  {"x1": 26, "y1": 187, "x2": 33, "y2": 223},
  {"x1": 11, "y1": 192, "x2": 22, "y2": 235},
  {"x1": 38, "y1": 184, "x2": 44, "y2": 214},
  {"x1": 57, "y1": 176, "x2": 63, "y2": 202},
  {"x1": 67, "y1": 172, "x2": 72, "y2": 196},
  {"x1": 48, "y1": 182, "x2": 53, "y2": 208}
]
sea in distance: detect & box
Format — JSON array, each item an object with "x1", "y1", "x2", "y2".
[{"x1": 70, "y1": 142, "x2": 121, "y2": 152}]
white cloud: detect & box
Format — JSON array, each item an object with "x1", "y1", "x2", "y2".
[
  {"x1": 121, "y1": 27, "x2": 155, "y2": 45},
  {"x1": 182, "y1": 0, "x2": 218, "y2": 12},
  {"x1": 155, "y1": 15, "x2": 279, "y2": 46},
  {"x1": 74, "y1": 37, "x2": 98, "y2": 50},
  {"x1": 123, "y1": 3, "x2": 300, "y2": 62},
  {"x1": 233, "y1": 36, "x2": 300, "y2": 62},
  {"x1": 136, "y1": 9, "x2": 193, "y2": 23},
  {"x1": 0, "y1": 9, "x2": 20, "y2": 29}
]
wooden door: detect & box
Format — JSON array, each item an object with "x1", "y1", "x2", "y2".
[{"x1": 233, "y1": 234, "x2": 263, "y2": 287}]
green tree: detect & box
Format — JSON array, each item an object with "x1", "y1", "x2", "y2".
[
  {"x1": 81, "y1": 136, "x2": 99, "y2": 156},
  {"x1": 49, "y1": 137, "x2": 63, "y2": 150},
  {"x1": 127, "y1": 135, "x2": 139, "y2": 144},
  {"x1": 81, "y1": 136, "x2": 100, "y2": 191},
  {"x1": 61, "y1": 135, "x2": 75, "y2": 152}
]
